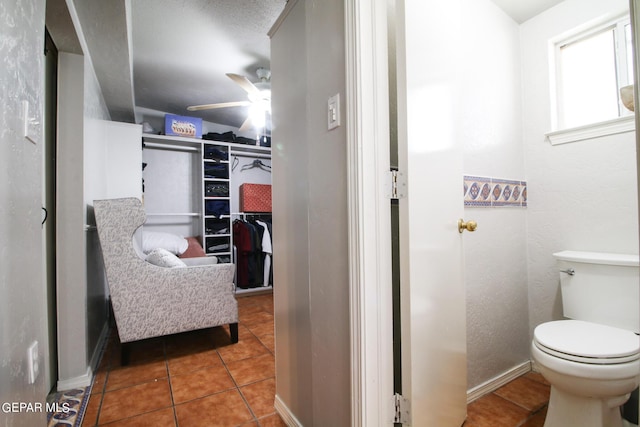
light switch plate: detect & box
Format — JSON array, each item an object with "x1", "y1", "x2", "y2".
[
  {"x1": 328, "y1": 93, "x2": 341, "y2": 130},
  {"x1": 27, "y1": 340, "x2": 39, "y2": 384},
  {"x1": 22, "y1": 100, "x2": 38, "y2": 144}
]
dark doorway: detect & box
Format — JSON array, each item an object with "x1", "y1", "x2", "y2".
[{"x1": 44, "y1": 28, "x2": 58, "y2": 393}]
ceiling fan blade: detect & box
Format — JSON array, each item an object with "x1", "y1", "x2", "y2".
[
  {"x1": 239, "y1": 115, "x2": 254, "y2": 133},
  {"x1": 187, "y1": 101, "x2": 251, "y2": 111},
  {"x1": 226, "y1": 73, "x2": 261, "y2": 97}
]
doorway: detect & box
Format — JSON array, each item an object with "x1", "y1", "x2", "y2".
[{"x1": 43, "y1": 28, "x2": 58, "y2": 394}]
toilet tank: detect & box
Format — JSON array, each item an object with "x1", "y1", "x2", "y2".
[{"x1": 554, "y1": 251, "x2": 640, "y2": 333}]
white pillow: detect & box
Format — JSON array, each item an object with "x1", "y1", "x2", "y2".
[
  {"x1": 145, "y1": 248, "x2": 187, "y2": 268},
  {"x1": 142, "y1": 231, "x2": 188, "y2": 255}
]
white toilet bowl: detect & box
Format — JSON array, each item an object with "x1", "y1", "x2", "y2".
[{"x1": 531, "y1": 320, "x2": 640, "y2": 427}]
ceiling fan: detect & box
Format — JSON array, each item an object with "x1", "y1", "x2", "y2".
[{"x1": 187, "y1": 68, "x2": 271, "y2": 132}]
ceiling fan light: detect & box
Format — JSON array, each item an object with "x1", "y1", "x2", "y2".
[
  {"x1": 256, "y1": 67, "x2": 271, "y2": 81},
  {"x1": 249, "y1": 104, "x2": 266, "y2": 129}
]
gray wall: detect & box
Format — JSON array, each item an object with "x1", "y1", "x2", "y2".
[
  {"x1": 55, "y1": 0, "x2": 114, "y2": 388},
  {"x1": 0, "y1": 0, "x2": 49, "y2": 425},
  {"x1": 0, "y1": 0, "x2": 117, "y2": 410},
  {"x1": 56, "y1": 51, "x2": 91, "y2": 386},
  {"x1": 270, "y1": 0, "x2": 351, "y2": 424}
]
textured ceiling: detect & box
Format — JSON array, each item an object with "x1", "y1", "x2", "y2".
[
  {"x1": 131, "y1": 0, "x2": 287, "y2": 130},
  {"x1": 490, "y1": 0, "x2": 565, "y2": 24},
  {"x1": 74, "y1": 0, "x2": 564, "y2": 130}
]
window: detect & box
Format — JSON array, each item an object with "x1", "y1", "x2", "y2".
[{"x1": 554, "y1": 16, "x2": 634, "y2": 131}]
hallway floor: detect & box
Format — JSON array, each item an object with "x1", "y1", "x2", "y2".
[
  {"x1": 82, "y1": 292, "x2": 284, "y2": 427},
  {"x1": 81, "y1": 291, "x2": 551, "y2": 427}
]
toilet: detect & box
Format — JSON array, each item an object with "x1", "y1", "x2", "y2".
[{"x1": 531, "y1": 251, "x2": 640, "y2": 427}]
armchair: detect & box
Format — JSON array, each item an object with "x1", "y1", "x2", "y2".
[{"x1": 93, "y1": 198, "x2": 238, "y2": 363}]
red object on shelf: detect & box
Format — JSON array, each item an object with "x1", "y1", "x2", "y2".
[{"x1": 239, "y1": 184, "x2": 272, "y2": 213}]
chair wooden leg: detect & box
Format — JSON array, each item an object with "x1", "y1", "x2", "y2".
[
  {"x1": 230, "y1": 323, "x2": 239, "y2": 343},
  {"x1": 121, "y1": 342, "x2": 131, "y2": 366}
]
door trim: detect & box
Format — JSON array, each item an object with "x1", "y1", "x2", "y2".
[{"x1": 345, "y1": 1, "x2": 394, "y2": 425}]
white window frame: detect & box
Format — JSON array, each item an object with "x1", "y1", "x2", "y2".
[{"x1": 547, "y1": 14, "x2": 635, "y2": 145}]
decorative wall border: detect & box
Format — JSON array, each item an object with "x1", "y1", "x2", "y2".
[{"x1": 464, "y1": 175, "x2": 527, "y2": 208}]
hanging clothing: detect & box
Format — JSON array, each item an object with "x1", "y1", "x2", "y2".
[
  {"x1": 256, "y1": 220, "x2": 272, "y2": 287},
  {"x1": 233, "y1": 217, "x2": 273, "y2": 288},
  {"x1": 233, "y1": 220, "x2": 253, "y2": 288}
]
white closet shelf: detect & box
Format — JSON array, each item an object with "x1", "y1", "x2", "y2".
[
  {"x1": 143, "y1": 133, "x2": 202, "y2": 148},
  {"x1": 229, "y1": 144, "x2": 271, "y2": 155}
]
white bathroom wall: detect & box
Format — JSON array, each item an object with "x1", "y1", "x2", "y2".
[
  {"x1": 461, "y1": 0, "x2": 531, "y2": 390},
  {"x1": 521, "y1": 0, "x2": 638, "y2": 335}
]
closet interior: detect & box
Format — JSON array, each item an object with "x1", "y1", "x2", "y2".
[{"x1": 142, "y1": 133, "x2": 273, "y2": 294}]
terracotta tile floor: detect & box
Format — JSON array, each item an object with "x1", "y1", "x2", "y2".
[
  {"x1": 465, "y1": 372, "x2": 551, "y2": 427},
  {"x1": 83, "y1": 290, "x2": 551, "y2": 427},
  {"x1": 82, "y1": 292, "x2": 285, "y2": 427}
]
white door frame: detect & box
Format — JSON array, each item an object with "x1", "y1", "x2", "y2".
[{"x1": 345, "y1": 1, "x2": 395, "y2": 425}]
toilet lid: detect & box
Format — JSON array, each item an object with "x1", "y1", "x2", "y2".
[{"x1": 534, "y1": 320, "x2": 640, "y2": 363}]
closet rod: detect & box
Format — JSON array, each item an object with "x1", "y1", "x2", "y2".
[
  {"x1": 144, "y1": 142, "x2": 199, "y2": 152},
  {"x1": 230, "y1": 152, "x2": 271, "y2": 160},
  {"x1": 231, "y1": 212, "x2": 272, "y2": 218}
]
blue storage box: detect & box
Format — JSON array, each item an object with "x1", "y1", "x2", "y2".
[{"x1": 164, "y1": 114, "x2": 203, "y2": 138}]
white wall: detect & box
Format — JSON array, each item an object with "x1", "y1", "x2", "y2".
[
  {"x1": 0, "y1": 0, "x2": 49, "y2": 424},
  {"x1": 521, "y1": 0, "x2": 638, "y2": 336},
  {"x1": 270, "y1": 0, "x2": 351, "y2": 424},
  {"x1": 142, "y1": 146, "x2": 201, "y2": 236},
  {"x1": 461, "y1": 0, "x2": 639, "y2": 391},
  {"x1": 461, "y1": 0, "x2": 531, "y2": 390}
]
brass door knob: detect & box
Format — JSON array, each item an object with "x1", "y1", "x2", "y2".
[{"x1": 458, "y1": 219, "x2": 477, "y2": 233}]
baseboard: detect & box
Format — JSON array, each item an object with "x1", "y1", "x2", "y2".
[
  {"x1": 467, "y1": 360, "x2": 532, "y2": 403},
  {"x1": 56, "y1": 321, "x2": 110, "y2": 392},
  {"x1": 274, "y1": 394, "x2": 303, "y2": 427},
  {"x1": 57, "y1": 366, "x2": 92, "y2": 391},
  {"x1": 89, "y1": 321, "x2": 110, "y2": 371}
]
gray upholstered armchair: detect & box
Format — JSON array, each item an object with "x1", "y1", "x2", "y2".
[{"x1": 93, "y1": 198, "x2": 238, "y2": 363}]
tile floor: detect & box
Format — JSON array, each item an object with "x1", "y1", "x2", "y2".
[
  {"x1": 82, "y1": 290, "x2": 551, "y2": 427},
  {"x1": 82, "y1": 292, "x2": 284, "y2": 427},
  {"x1": 465, "y1": 372, "x2": 550, "y2": 427}
]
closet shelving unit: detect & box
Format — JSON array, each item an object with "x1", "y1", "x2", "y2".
[
  {"x1": 202, "y1": 139, "x2": 271, "y2": 264},
  {"x1": 202, "y1": 141, "x2": 233, "y2": 262},
  {"x1": 142, "y1": 133, "x2": 272, "y2": 294}
]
